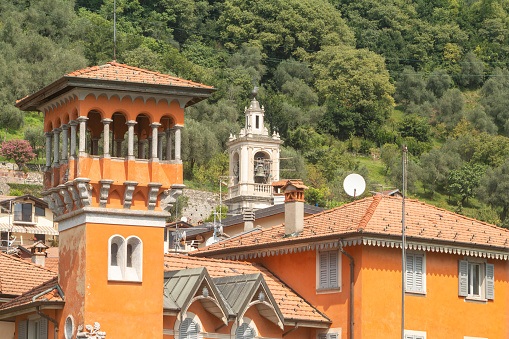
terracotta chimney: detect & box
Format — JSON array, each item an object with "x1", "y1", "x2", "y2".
[
  {"x1": 283, "y1": 180, "x2": 308, "y2": 235},
  {"x1": 243, "y1": 208, "x2": 255, "y2": 231},
  {"x1": 30, "y1": 241, "x2": 48, "y2": 267}
]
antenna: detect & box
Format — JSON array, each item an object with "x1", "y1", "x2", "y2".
[
  {"x1": 343, "y1": 173, "x2": 366, "y2": 199},
  {"x1": 113, "y1": 0, "x2": 116, "y2": 61}
]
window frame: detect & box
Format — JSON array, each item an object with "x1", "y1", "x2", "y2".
[
  {"x1": 405, "y1": 252, "x2": 426, "y2": 295},
  {"x1": 459, "y1": 258, "x2": 494, "y2": 301},
  {"x1": 316, "y1": 249, "x2": 341, "y2": 293},
  {"x1": 404, "y1": 329, "x2": 426, "y2": 339},
  {"x1": 14, "y1": 203, "x2": 33, "y2": 223}
]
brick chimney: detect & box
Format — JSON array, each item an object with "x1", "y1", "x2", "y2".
[
  {"x1": 283, "y1": 180, "x2": 308, "y2": 235},
  {"x1": 30, "y1": 241, "x2": 48, "y2": 267}
]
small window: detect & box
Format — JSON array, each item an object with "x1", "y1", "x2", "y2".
[
  {"x1": 108, "y1": 235, "x2": 125, "y2": 281},
  {"x1": 127, "y1": 244, "x2": 133, "y2": 268},
  {"x1": 179, "y1": 318, "x2": 200, "y2": 339},
  {"x1": 125, "y1": 236, "x2": 142, "y2": 282},
  {"x1": 317, "y1": 250, "x2": 340, "y2": 291},
  {"x1": 14, "y1": 203, "x2": 32, "y2": 222},
  {"x1": 64, "y1": 315, "x2": 74, "y2": 339},
  {"x1": 404, "y1": 330, "x2": 426, "y2": 339},
  {"x1": 235, "y1": 323, "x2": 255, "y2": 339},
  {"x1": 318, "y1": 333, "x2": 339, "y2": 339},
  {"x1": 458, "y1": 260, "x2": 494, "y2": 300},
  {"x1": 255, "y1": 115, "x2": 259, "y2": 129},
  {"x1": 35, "y1": 206, "x2": 45, "y2": 217},
  {"x1": 406, "y1": 253, "x2": 426, "y2": 294},
  {"x1": 111, "y1": 243, "x2": 119, "y2": 266}
]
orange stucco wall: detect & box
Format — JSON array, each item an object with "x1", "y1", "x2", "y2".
[
  {"x1": 58, "y1": 222, "x2": 164, "y2": 339},
  {"x1": 250, "y1": 244, "x2": 509, "y2": 338}
]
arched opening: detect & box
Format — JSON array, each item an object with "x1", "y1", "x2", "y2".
[
  {"x1": 135, "y1": 114, "x2": 151, "y2": 159},
  {"x1": 253, "y1": 151, "x2": 271, "y2": 184},
  {"x1": 108, "y1": 235, "x2": 125, "y2": 281},
  {"x1": 112, "y1": 112, "x2": 128, "y2": 158},
  {"x1": 179, "y1": 317, "x2": 200, "y2": 339},
  {"x1": 159, "y1": 115, "x2": 175, "y2": 161},
  {"x1": 233, "y1": 152, "x2": 240, "y2": 185},
  {"x1": 125, "y1": 236, "x2": 142, "y2": 282},
  {"x1": 87, "y1": 111, "x2": 103, "y2": 156}
]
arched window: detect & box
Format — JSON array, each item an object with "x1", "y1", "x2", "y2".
[
  {"x1": 179, "y1": 318, "x2": 200, "y2": 339},
  {"x1": 235, "y1": 323, "x2": 255, "y2": 339},
  {"x1": 108, "y1": 235, "x2": 125, "y2": 281},
  {"x1": 125, "y1": 236, "x2": 142, "y2": 282}
]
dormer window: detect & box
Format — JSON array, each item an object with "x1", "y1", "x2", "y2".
[{"x1": 108, "y1": 235, "x2": 142, "y2": 282}]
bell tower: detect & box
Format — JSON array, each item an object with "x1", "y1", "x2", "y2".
[
  {"x1": 225, "y1": 89, "x2": 283, "y2": 214},
  {"x1": 15, "y1": 62, "x2": 215, "y2": 338}
]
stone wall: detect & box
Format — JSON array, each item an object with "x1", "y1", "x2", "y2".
[{"x1": 180, "y1": 189, "x2": 220, "y2": 224}]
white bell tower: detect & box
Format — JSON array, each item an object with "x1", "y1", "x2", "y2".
[{"x1": 225, "y1": 89, "x2": 283, "y2": 214}]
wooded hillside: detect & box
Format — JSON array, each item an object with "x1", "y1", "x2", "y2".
[{"x1": 1, "y1": 0, "x2": 508, "y2": 227}]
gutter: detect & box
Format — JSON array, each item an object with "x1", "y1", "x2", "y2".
[{"x1": 339, "y1": 240, "x2": 354, "y2": 339}]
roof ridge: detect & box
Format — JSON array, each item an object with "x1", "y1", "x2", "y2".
[
  {"x1": 357, "y1": 195, "x2": 382, "y2": 231},
  {"x1": 0, "y1": 252, "x2": 57, "y2": 274}
]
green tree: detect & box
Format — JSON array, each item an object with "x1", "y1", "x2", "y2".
[
  {"x1": 458, "y1": 51, "x2": 484, "y2": 88},
  {"x1": 435, "y1": 88, "x2": 465, "y2": 129},
  {"x1": 447, "y1": 162, "x2": 486, "y2": 204},
  {"x1": 476, "y1": 159, "x2": 509, "y2": 224},
  {"x1": 426, "y1": 68, "x2": 451, "y2": 98},
  {"x1": 398, "y1": 114, "x2": 431, "y2": 142}
]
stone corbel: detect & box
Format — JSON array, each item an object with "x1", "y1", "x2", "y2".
[
  {"x1": 41, "y1": 191, "x2": 56, "y2": 214},
  {"x1": 123, "y1": 181, "x2": 138, "y2": 209},
  {"x1": 147, "y1": 183, "x2": 162, "y2": 211},
  {"x1": 58, "y1": 184, "x2": 74, "y2": 213},
  {"x1": 99, "y1": 179, "x2": 114, "y2": 208},
  {"x1": 65, "y1": 181, "x2": 82, "y2": 209},
  {"x1": 75, "y1": 178, "x2": 92, "y2": 207},
  {"x1": 50, "y1": 188, "x2": 65, "y2": 216},
  {"x1": 160, "y1": 184, "x2": 185, "y2": 212}
]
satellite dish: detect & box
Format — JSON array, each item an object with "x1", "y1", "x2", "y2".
[
  {"x1": 205, "y1": 236, "x2": 218, "y2": 246},
  {"x1": 180, "y1": 216, "x2": 188, "y2": 223},
  {"x1": 343, "y1": 173, "x2": 366, "y2": 198},
  {"x1": 182, "y1": 231, "x2": 186, "y2": 242},
  {"x1": 219, "y1": 225, "x2": 223, "y2": 234}
]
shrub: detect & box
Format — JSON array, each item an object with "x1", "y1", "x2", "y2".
[{"x1": 0, "y1": 139, "x2": 36, "y2": 169}]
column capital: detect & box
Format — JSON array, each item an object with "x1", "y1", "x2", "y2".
[
  {"x1": 126, "y1": 120, "x2": 137, "y2": 126},
  {"x1": 69, "y1": 120, "x2": 78, "y2": 126},
  {"x1": 91, "y1": 136, "x2": 101, "y2": 141},
  {"x1": 139, "y1": 139, "x2": 149, "y2": 144},
  {"x1": 61, "y1": 124, "x2": 70, "y2": 130},
  {"x1": 173, "y1": 124, "x2": 183, "y2": 130},
  {"x1": 53, "y1": 128, "x2": 62, "y2": 134},
  {"x1": 115, "y1": 138, "x2": 125, "y2": 142},
  {"x1": 77, "y1": 116, "x2": 89, "y2": 122},
  {"x1": 101, "y1": 118, "x2": 113, "y2": 124},
  {"x1": 45, "y1": 132, "x2": 54, "y2": 137},
  {"x1": 150, "y1": 122, "x2": 162, "y2": 128}
]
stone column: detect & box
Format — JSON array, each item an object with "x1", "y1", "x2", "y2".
[
  {"x1": 69, "y1": 120, "x2": 78, "y2": 160},
  {"x1": 174, "y1": 125, "x2": 182, "y2": 160},
  {"x1": 77, "y1": 116, "x2": 88, "y2": 157},
  {"x1": 138, "y1": 139, "x2": 148, "y2": 159},
  {"x1": 165, "y1": 128, "x2": 172, "y2": 160},
  {"x1": 147, "y1": 136, "x2": 152, "y2": 159},
  {"x1": 115, "y1": 138, "x2": 123, "y2": 157},
  {"x1": 150, "y1": 123, "x2": 161, "y2": 160},
  {"x1": 126, "y1": 120, "x2": 137, "y2": 161},
  {"x1": 158, "y1": 132, "x2": 164, "y2": 160},
  {"x1": 101, "y1": 118, "x2": 113, "y2": 158},
  {"x1": 91, "y1": 136, "x2": 100, "y2": 156},
  {"x1": 53, "y1": 128, "x2": 61, "y2": 167},
  {"x1": 45, "y1": 132, "x2": 53, "y2": 170},
  {"x1": 61, "y1": 124, "x2": 69, "y2": 162}
]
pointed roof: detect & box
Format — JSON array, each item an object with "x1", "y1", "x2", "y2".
[{"x1": 192, "y1": 195, "x2": 509, "y2": 257}]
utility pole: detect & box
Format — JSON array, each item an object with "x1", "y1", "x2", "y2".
[{"x1": 401, "y1": 144, "x2": 408, "y2": 339}]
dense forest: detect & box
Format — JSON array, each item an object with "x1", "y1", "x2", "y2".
[{"x1": 0, "y1": 0, "x2": 508, "y2": 227}]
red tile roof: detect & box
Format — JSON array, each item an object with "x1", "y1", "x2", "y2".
[
  {"x1": 0, "y1": 252, "x2": 57, "y2": 296},
  {"x1": 0, "y1": 277, "x2": 63, "y2": 313},
  {"x1": 192, "y1": 195, "x2": 509, "y2": 255},
  {"x1": 164, "y1": 255, "x2": 330, "y2": 324},
  {"x1": 66, "y1": 62, "x2": 213, "y2": 89}
]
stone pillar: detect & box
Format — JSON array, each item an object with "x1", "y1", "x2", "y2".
[
  {"x1": 115, "y1": 138, "x2": 123, "y2": 157},
  {"x1": 150, "y1": 123, "x2": 161, "y2": 160},
  {"x1": 102, "y1": 118, "x2": 113, "y2": 158},
  {"x1": 165, "y1": 128, "x2": 172, "y2": 161},
  {"x1": 174, "y1": 125, "x2": 182, "y2": 160},
  {"x1": 45, "y1": 132, "x2": 53, "y2": 170},
  {"x1": 53, "y1": 128, "x2": 61, "y2": 167},
  {"x1": 91, "y1": 136, "x2": 100, "y2": 156},
  {"x1": 158, "y1": 132, "x2": 164, "y2": 160},
  {"x1": 61, "y1": 124, "x2": 69, "y2": 162},
  {"x1": 126, "y1": 120, "x2": 137, "y2": 161},
  {"x1": 138, "y1": 139, "x2": 148, "y2": 159},
  {"x1": 77, "y1": 116, "x2": 88, "y2": 157},
  {"x1": 147, "y1": 136, "x2": 152, "y2": 159},
  {"x1": 69, "y1": 120, "x2": 77, "y2": 160}
]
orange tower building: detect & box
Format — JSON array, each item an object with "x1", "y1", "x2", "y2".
[{"x1": 15, "y1": 62, "x2": 215, "y2": 338}]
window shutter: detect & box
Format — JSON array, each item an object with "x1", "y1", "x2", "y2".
[
  {"x1": 18, "y1": 320, "x2": 27, "y2": 339},
  {"x1": 414, "y1": 255, "x2": 424, "y2": 292},
  {"x1": 406, "y1": 254, "x2": 414, "y2": 291},
  {"x1": 328, "y1": 333, "x2": 339, "y2": 339},
  {"x1": 179, "y1": 318, "x2": 191, "y2": 339},
  {"x1": 458, "y1": 260, "x2": 468, "y2": 297},
  {"x1": 329, "y1": 251, "x2": 338, "y2": 288},
  {"x1": 236, "y1": 323, "x2": 255, "y2": 339},
  {"x1": 319, "y1": 252, "x2": 329, "y2": 289},
  {"x1": 405, "y1": 335, "x2": 414, "y2": 339},
  {"x1": 39, "y1": 317, "x2": 48, "y2": 339},
  {"x1": 318, "y1": 334, "x2": 327, "y2": 339},
  {"x1": 486, "y1": 263, "x2": 495, "y2": 300}
]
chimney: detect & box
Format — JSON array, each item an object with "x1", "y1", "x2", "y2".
[
  {"x1": 283, "y1": 181, "x2": 308, "y2": 235},
  {"x1": 243, "y1": 208, "x2": 255, "y2": 231},
  {"x1": 30, "y1": 241, "x2": 48, "y2": 267}
]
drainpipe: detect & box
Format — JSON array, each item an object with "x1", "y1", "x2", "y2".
[
  {"x1": 33, "y1": 287, "x2": 59, "y2": 339},
  {"x1": 339, "y1": 240, "x2": 354, "y2": 339}
]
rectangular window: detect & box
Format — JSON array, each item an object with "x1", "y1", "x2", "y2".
[
  {"x1": 318, "y1": 332, "x2": 340, "y2": 339},
  {"x1": 404, "y1": 330, "x2": 426, "y2": 339},
  {"x1": 406, "y1": 253, "x2": 426, "y2": 294},
  {"x1": 317, "y1": 250, "x2": 340, "y2": 291},
  {"x1": 256, "y1": 115, "x2": 260, "y2": 129},
  {"x1": 35, "y1": 206, "x2": 45, "y2": 217},
  {"x1": 14, "y1": 203, "x2": 32, "y2": 222},
  {"x1": 458, "y1": 260, "x2": 494, "y2": 300}
]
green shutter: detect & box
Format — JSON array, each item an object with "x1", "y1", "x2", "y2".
[{"x1": 486, "y1": 263, "x2": 495, "y2": 300}]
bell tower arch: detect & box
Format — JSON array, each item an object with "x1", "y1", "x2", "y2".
[{"x1": 225, "y1": 89, "x2": 283, "y2": 214}]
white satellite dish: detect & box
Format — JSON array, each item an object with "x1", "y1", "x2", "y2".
[
  {"x1": 343, "y1": 173, "x2": 366, "y2": 198},
  {"x1": 182, "y1": 231, "x2": 187, "y2": 242},
  {"x1": 180, "y1": 216, "x2": 188, "y2": 223},
  {"x1": 205, "y1": 236, "x2": 218, "y2": 246}
]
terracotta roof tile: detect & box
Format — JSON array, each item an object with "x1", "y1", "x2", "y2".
[
  {"x1": 164, "y1": 255, "x2": 330, "y2": 323},
  {"x1": 0, "y1": 277, "x2": 62, "y2": 312},
  {"x1": 66, "y1": 62, "x2": 213, "y2": 89},
  {"x1": 193, "y1": 196, "x2": 509, "y2": 255},
  {"x1": 0, "y1": 252, "x2": 57, "y2": 296}
]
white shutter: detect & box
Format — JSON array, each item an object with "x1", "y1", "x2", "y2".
[
  {"x1": 486, "y1": 263, "x2": 495, "y2": 300},
  {"x1": 405, "y1": 335, "x2": 414, "y2": 339},
  {"x1": 415, "y1": 336, "x2": 425, "y2": 339},
  {"x1": 318, "y1": 334, "x2": 327, "y2": 339},
  {"x1": 328, "y1": 333, "x2": 339, "y2": 339},
  {"x1": 39, "y1": 317, "x2": 48, "y2": 339},
  {"x1": 18, "y1": 320, "x2": 27, "y2": 339},
  {"x1": 329, "y1": 251, "x2": 338, "y2": 288},
  {"x1": 406, "y1": 254, "x2": 414, "y2": 291},
  {"x1": 236, "y1": 323, "x2": 255, "y2": 339},
  {"x1": 414, "y1": 255, "x2": 424, "y2": 292},
  {"x1": 319, "y1": 252, "x2": 329, "y2": 289},
  {"x1": 458, "y1": 260, "x2": 468, "y2": 297}
]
